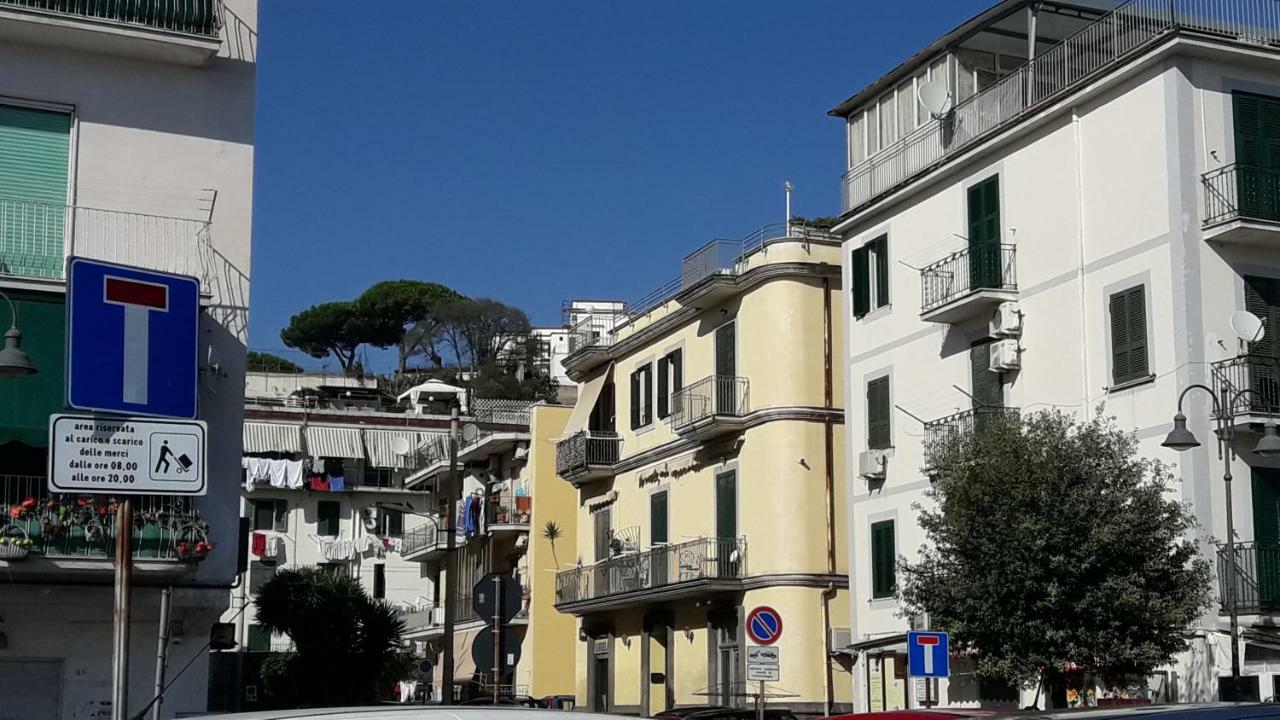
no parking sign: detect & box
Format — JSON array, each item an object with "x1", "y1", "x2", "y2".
[{"x1": 746, "y1": 606, "x2": 783, "y2": 646}]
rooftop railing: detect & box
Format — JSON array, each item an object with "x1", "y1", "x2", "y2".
[
  {"x1": 0, "y1": 0, "x2": 223, "y2": 37},
  {"x1": 843, "y1": 0, "x2": 1280, "y2": 212},
  {"x1": 554, "y1": 536, "x2": 747, "y2": 606},
  {"x1": 919, "y1": 244, "x2": 1017, "y2": 314}
]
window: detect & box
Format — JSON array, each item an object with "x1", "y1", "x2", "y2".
[
  {"x1": 650, "y1": 490, "x2": 669, "y2": 546},
  {"x1": 373, "y1": 563, "x2": 386, "y2": 599},
  {"x1": 866, "y1": 376, "x2": 891, "y2": 450},
  {"x1": 851, "y1": 235, "x2": 889, "y2": 318},
  {"x1": 1109, "y1": 285, "x2": 1150, "y2": 385},
  {"x1": 317, "y1": 500, "x2": 341, "y2": 537},
  {"x1": 849, "y1": 113, "x2": 866, "y2": 166},
  {"x1": 878, "y1": 94, "x2": 896, "y2": 147},
  {"x1": 630, "y1": 364, "x2": 653, "y2": 430},
  {"x1": 250, "y1": 499, "x2": 287, "y2": 532},
  {"x1": 870, "y1": 520, "x2": 896, "y2": 599},
  {"x1": 249, "y1": 561, "x2": 276, "y2": 594},
  {"x1": 970, "y1": 342, "x2": 1003, "y2": 409},
  {"x1": 0, "y1": 104, "x2": 71, "y2": 279},
  {"x1": 897, "y1": 79, "x2": 915, "y2": 138},
  {"x1": 715, "y1": 470, "x2": 737, "y2": 541},
  {"x1": 380, "y1": 508, "x2": 404, "y2": 538},
  {"x1": 365, "y1": 466, "x2": 395, "y2": 489},
  {"x1": 656, "y1": 349, "x2": 682, "y2": 420},
  {"x1": 247, "y1": 624, "x2": 271, "y2": 652}
]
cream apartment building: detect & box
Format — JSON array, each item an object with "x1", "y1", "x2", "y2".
[
  {"x1": 554, "y1": 223, "x2": 852, "y2": 716},
  {"x1": 0, "y1": 2, "x2": 255, "y2": 718},
  {"x1": 833, "y1": 0, "x2": 1280, "y2": 709}
]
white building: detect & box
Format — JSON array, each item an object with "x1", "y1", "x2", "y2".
[
  {"x1": 834, "y1": 0, "x2": 1280, "y2": 710},
  {"x1": 211, "y1": 371, "x2": 450, "y2": 711},
  {"x1": 530, "y1": 301, "x2": 627, "y2": 404},
  {"x1": 0, "y1": 1, "x2": 255, "y2": 718}
]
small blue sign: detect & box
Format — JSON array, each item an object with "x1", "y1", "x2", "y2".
[
  {"x1": 907, "y1": 631, "x2": 950, "y2": 678},
  {"x1": 746, "y1": 606, "x2": 783, "y2": 646},
  {"x1": 67, "y1": 257, "x2": 200, "y2": 419}
]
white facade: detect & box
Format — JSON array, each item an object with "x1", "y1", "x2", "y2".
[
  {"x1": 836, "y1": 2, "x2": 1280, "y2": 711},
  {"x1": 0, "y1": 2, "x2": 256, "y2": 718}
]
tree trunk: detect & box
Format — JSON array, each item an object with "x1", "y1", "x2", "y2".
[{"x1": 1043, "y1": 668, "x2": 1068, "y2": 710}]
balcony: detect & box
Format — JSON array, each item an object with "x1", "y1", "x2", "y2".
[
  {"x1": 0, "y1": 474, "x2": 209, "y2": 580},
  {"x1": 555, "y1": 536, "x2": 747, "y2": 613},
  {"x1": 401, "y1": 586, "x2": 531, "y2": 641},
  {"x1": 923, "y1": 406, "x2": 1019, "y2": 470},
  {"x1": 1202, "y1": 164, "x2": 1280, "y2": 245},
  {"x1": 919, "y1": 244, "x2": 1017, "y2": 323},
  {"x1": 0, "y1": 198, "x2": 214, "y2": 293},
  {"x1": 400, "y1": 521, "x2": 449, "y2": 563},
  {"x1": 403, "y1": 413, "x2": 531, "y2": 490},
  {"x1": 0, "y1": 0, "x2": 223, "y2": 65},
  {"x1": 484, "y1": 491, "x2": 532, "y2": 532},
  {"x1": 555, "y1": 430, "x2": 621, "y2": 485},
  {"x1": 669, "y1": 375, "x2": 750, "y2": 441},
  {"x1": 1210, "y1": 355, "x2": 1280, "y2": 430},
  {"x1": 1217, "y1": 542, "x2": 1280, "y2": 616}
]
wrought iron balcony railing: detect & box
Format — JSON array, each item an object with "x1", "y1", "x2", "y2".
[
  {"x1": 919, "y1": 244, "x2": 1017, "y2": 315},
  {"x1": 401, "y1": 520, "x2": 449, "y2": 557},
  {"x1": 554, "y1": 536, "x2": 746, "y2": 606},
  {"x1": 669, "y1": 375, "x2": 750, "y2": 432},
  {"x1": 922, "y1": 407, "x2": 1019, "y2": 467},
  {"x1": 1203, "y1": 163, "x2": 1280, "y2": 227},
  {"x1": 0, "y1": 0, "x2": 223, "y2": 37},
  {"x1": 1218, "y1": 541, "x2": 1280, "y2": 615},
  {"x1": 1211, "y1": 355, "x2": 1280, "y2": 417},
  {"x1": 555, "y1": 430, "x2": 621, "y2": 479}
]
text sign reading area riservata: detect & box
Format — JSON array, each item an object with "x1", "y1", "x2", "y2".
[{"x1": 48, "y1": 414, "x2": 207, "y2": 496}]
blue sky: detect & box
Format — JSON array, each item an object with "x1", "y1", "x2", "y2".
[{"x1": 249, "y1": 0, "x2": 992, "y2": 370}]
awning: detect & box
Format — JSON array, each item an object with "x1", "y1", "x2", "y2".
[
  {"x1": 397, "y1": 379, "x2": 469, "y2": 413},
  {"x1": 845, "y1": 632, "x2": 909, "y2": 653},
  {"x1": 304, "y1": 426, "x2": 365, "y2": 459},
  {"x1": 364, "y1": 429, "x2": 430, "y2": 468},
  {"x1": 453, "y1": 627, "x2": 479, "y2": 680},
  {"x1": 586, "y1": 490, "x2": 619, "y2": 511},
  {"x1": 243, "y1": 422, "x2": 303, "y2": 453},
  {"x1": 562, "y1": 363, "x2": 613, "y2": 438}
]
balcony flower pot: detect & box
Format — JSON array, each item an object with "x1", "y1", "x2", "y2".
[
  {"x1": 175, "y1": 523, "x2": 213, "y2": 562},
  {"x1": 0, "y1": 524, "x2": 34, "y2": 560}
]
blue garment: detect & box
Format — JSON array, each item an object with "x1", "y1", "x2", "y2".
[
  {"x1": 329, "y1": 474, "x2": 345, "y2": 492},
  {"x1": 462, "y1": 495, "x2": 477, "y2": 536}
]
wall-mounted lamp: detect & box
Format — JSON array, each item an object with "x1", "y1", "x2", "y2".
[
  {"x1": 683, "y1": 626, "x2": 694, "y2": 642},
  {"x1": 0, "y1": 291, "x2": 36, "y2": 379},
  {"x1": 621, "y1": 635, "x2": 631, "y2": 648}
]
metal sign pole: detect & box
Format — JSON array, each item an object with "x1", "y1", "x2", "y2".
[
  {"x1": 111, "y1": 498, "x2": 133, "y2": 720},
  {"x1": 756, "y1": 680, "x2": 765, "y2": 720},
  {"x1": 151, "y1": 586, "x2": 172, "y2": 720},
  {"x1": 492, "y1": 575, "x2": 501, "y2": 703}
]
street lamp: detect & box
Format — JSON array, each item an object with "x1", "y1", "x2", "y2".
[
  {"x1": 1162, "y1": 383, "x2": 1280, "y2": 699},
  {"x1": 0, "y1": 289, "x2": 36, "y2": 378}
]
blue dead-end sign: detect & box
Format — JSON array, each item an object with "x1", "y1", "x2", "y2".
[
  {"x1": 67, "y1": 257, "x2": 200, "y2": 419},
  {"x1": 907, "y1": 631, "x2": 950, "y2": 678}
]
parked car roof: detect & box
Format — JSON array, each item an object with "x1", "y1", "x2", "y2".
[
  {"x1": 186, "y1": 707, "x2": 617, "y2": 720},
  {"x1": 826, "y1": 705, "x2": 1280, "y2": 720}
]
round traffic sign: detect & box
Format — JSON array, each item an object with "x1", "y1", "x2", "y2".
[
  {"x1": 472, "y1": 626, "x2": 523, "y2": 676},
  {"x1": 746, "y1": 606, "x2": 783, "y2": 645},
  {"x1": 473, "y1": 573, "x2": 523, "y2": 623}
]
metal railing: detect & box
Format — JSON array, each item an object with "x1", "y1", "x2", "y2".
[
  {"x1": 669, "y1": 375, "x2": 750, "y2": 431},
  {"x1": 0, "y1": 198, "x2": 214, "y2": 290},
  {"x1": 401, "y1": 520, "x2": 449, "y2": 556},
  {"x1": 555, "y1": 430, "x2": 622, "y2": 478},
  {"x1": 0, "y1": 0, "x2": 223, "y2": 37},
  {"x1": 920, "y1": 244, "x2": 1017, "y2": 314},
  {"x1": 0, "y1": 475, "x2": 206, "y2": 560},
  {"x1": 555, "y1": 536, "x2": 747, "y2": 605},
  {"x1": 843, "y1": 0, "x2": 1280, "y2": 212},
  {"x1": 1211, "y1": 355, "x2": 1280, "y2": 415},
  {"x1": 1217, "y1": 541, "x2": 1280, "y2": 615},
  {"x1": 922, "y1": 407, "x2": 1019, "y2": 466},
  {"x1": 566, "y1": 313, "x2": 618, "y2": 354},
  {"x1": 485, "y1": 491, "x2": 532, "y2": 527},
  {"x1": 1203, "y1": 163, "x2": 1280, "y2": 226}
]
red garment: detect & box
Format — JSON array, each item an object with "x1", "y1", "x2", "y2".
[
  {"x1": 250, "y1": 532, "x2": 267, "y2": 557},
  {"x1": 309, "y1": 475, "x2": 329, "y2": 491}
]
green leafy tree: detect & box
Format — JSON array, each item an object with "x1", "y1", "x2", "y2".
[
  {"x1": 279, "y1": 301, "x2": 398, "y2": 373},
  {"x1": 246, "y1": 351, "x2": 303, "y2": 374},
  {"x1": 899, "y1": 410, "x2": 1211, "y2": 707},
  {"x1": 254, "y1": 567, "x2": 407, "y2": 706},
  {"x1": 436, "y1": 297, "x2": 532, "y2": 370},
  {"x1": 357, "y1": 279, "x2": 460, "y2": 374}
]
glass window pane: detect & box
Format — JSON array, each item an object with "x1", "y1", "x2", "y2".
[
  {"x1": 878, "y1": 95, "x2": 896, "y2": 146},
  {"x1": 897, "y1": 80, "x2": 914, "y2": 136},
  {"x1": 866, "y1": 105, "x2": 879, "y2": 154},
  {"x1": 850, "y1": 113, "x2": 866, "y2": 166}
]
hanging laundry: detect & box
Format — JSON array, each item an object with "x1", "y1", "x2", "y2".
[
  {"x1": 309, "y1": 474, "x2": 329, "y2": 492},
  {"x1": 267, "y1": 460, "x2": 288, "y2": 488},
  {"x1": 284, "y1": 460, "x2": 305, "y2": 489},
  {"x1": 265, "y1": 535, "x2": 285, "y2": 558},
  {"x1": 469, "y1": 494, "x2": 482, "y2": 537},
  {"x1": 329, "y1": 474, "x2": 346, "y2": 492},
  {"x1": 251, "y1": 532, "x2": 267, "y2": 557}
]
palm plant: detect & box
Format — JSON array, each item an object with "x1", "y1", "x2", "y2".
[{"x1": 542, "y1": 520, "x2": 563, "y2": 569}]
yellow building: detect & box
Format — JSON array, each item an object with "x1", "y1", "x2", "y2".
[{"x1": 554, "y1": 224, "x2": 853, "y2": 716}]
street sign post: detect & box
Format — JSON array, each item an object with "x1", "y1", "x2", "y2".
[
  {"x1": 67, "y1": 257, "x2": 200, "y2": 419},
  {"x1": 48, "y1": 414, "x2": 207, "y2": 496},
  {"x1": 746, "y1": 646, "x2": 781, "y2": 682},
  {"x1": 907, "y1": 631, "x2": 950, "y2": 709},
  {"x1": 746, "y1": 606, "x2": 783, "y2": 646}
]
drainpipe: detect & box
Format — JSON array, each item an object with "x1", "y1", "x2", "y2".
[{"x1": 821, "y1": 272, "x2": 838, "y2": 715}]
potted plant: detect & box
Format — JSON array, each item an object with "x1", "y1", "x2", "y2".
[
  {"x1": 0, "y1": 523, "x2": 34, "y2": 560},
  {"x1": 493, "y1": 505, "x2": 510, "y2": 524}
]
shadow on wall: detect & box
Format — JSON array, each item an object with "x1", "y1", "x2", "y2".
[
  {"x1": 218, "y1": 3, "x2": 257, "y2": 63},
  {"x1": 203, "y1": 242, "x2": 250, "y2": 342}
]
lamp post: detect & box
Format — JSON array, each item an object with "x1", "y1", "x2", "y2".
[
  {"x1": 1163, "y1": 383, "x2": 1280, "y2": 699},
  {"x1": 0, "y1": 289, "x2": 37, "y2": 378}
]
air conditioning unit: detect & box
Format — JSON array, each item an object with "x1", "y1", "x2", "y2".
[
  {"x1": 988, "y1": 339, "x2": 1021, "y2": 372},
  {"x1": 858, "y1": 450, "x2": 887, "y2": 479},
  {"x1": 989, "y1": 302, "x2": 1022, "y2": 338},
  {"x1": 829, "y1": 627, "x2": 853, "y2": 654}
]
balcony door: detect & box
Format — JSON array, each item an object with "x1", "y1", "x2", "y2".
[
  {"x1": 1246, "y1": 275, "x2": 1280, "y2": 413},
  {"x1": 1251, "y1": 468, "x2": 1280, "y2": 611},
  {"x1": 715, "y1": 470, "x2": 738, "y2": 578},
  {"x1": 966, "y1": 175, "x2": 1001, "y2": 291},
  {"x1": 594, "y1": 507, "x2": 612, "y2": 596},
  {"x1": 715, "y1": 322, "x2": 736, "y2": 414},
  {"x1": 0, "y1": 104, "x2": 71, "y2": 280},
  {"x1": 970, "y1": 340, "x2": 1002, "y2": 418},
  {"x1": 1233, "y1": 92, "x2": 1280, "y2": 222}
]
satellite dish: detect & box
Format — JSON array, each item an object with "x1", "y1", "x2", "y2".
[
  {"x1": 917, "y1": 80, "x2": 953, "y2": 118},
  {"x1": 461, "y1": 423, "x2": 480, "y2": 443},
  {"x1": 391, "y1": 437, "x2": 412, "y2": 456},
  {"x1": 1231, "y1": 310, "x2": 1266, "y2": 343}
]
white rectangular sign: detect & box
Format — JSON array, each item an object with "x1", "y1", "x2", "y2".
[
  {"x1": 49, "y1": 414, "x2": 207, "y2": 495},
  {"x1": 746, "y1": 665, "x2": 780, "y2": 682},
  {"x1": 747, "y1": 646, "x2": 780, "y2": 665}
]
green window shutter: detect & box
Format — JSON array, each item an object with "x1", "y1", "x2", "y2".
[
  {"x1": 594, "y1": 508, "x2": 611, "y2": 562},
  {"x1": 1246, "y1": 275, "x2": 1280, "y2": 361},
  {"x1": 967, "y1": 176, "x2": 1001, "y2": 289},
  {"x1": 970, "y1": 342, "x2": 1002, "y2": 409},
  {"x1": 715, "y1": 470, "x2": 737, "y2": 540},
  {"x1": 651, "y1": 491, "x2": 669, "y2": 546},
  {"x1": 871, "y1": 520, "x2": 895, "y2": 599},
  {"x1": 1235, "y1": 93, "x2": 1264, "y2": 168},
  {"x1": 0, "y1": 105, "x2": 71, "y2": 279},
  {"x1": 247, "y1": 625, "x2": 271, "y2": 652},
  {"x1": 317, "y1": 501, "x2": 340, "y2": 537},
  {"x1": 1254, "y1": 469, "x2": 1280, "y2": 547},
  {"x1": 630, "y1": 370, "x2": 641, "y2": 429},
  {"x1": 873, "y1": 235, "x2": 890, "y2": 308},
  {"x1": 0, "y1": 293, "x2": 66, "y2": 446},
  {"x1": 656, "y1": 356, "x2": 669, "y2": 419},
  {"x1": 671, "y1": 349, "x2": 682, "y2": 392},
  {"x1": 641, "y1": 366, "x2": 652, "y2": 426},
  {"x1": 1109, "y1": 286, "x2": 1149, "y2": 385},
  {"x1": 867, "y1": 377, "x2": 891, "y2": 449},
  {"x1": 852, "y1": 246, "x2": 871, "y2": 317}
]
